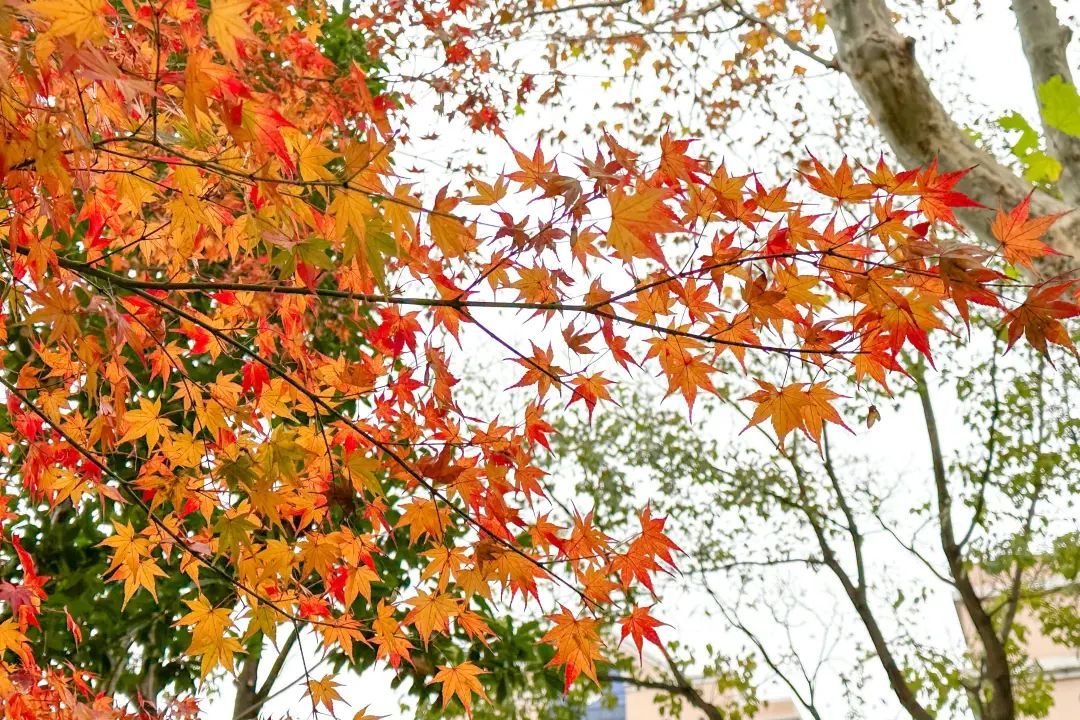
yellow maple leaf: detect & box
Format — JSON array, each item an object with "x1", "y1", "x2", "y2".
[
  {"x1": 464, "y1": 177, "x2": 508, "y2": 206},
  {"x1": 120, "y1": 397, "x2": 172, "y2": 450},
  {"x1": 177, "y1": 596, "x2": 233, "y2": 645},
  {"x1": 99, "y1": 520, "x2": 149, "y2": 572},
  {"x1": 308, "y1": 675, "x2": 344, "y2": 713},
  {"x1": 371, "y1": 601, "x2": 412, "y2": 668},
  {"x1": 429, "y1": 188, "x2": 477, "y2": 257},
  {"x1": 428, "y1": 662, "x2": 489, "y2": 717},
  {"x1": 194, "y1": 633, "x2": 243, "y2": 678},
  {"x1": 297, "y1": 136, "x2": 339, "y2": 182},
  {"x1": 331, "y1": 189, "x2": 375, "y2": 242},
  {"x1": 111, "y1": 556, "x2": 167, "y2": 608},
  {"x1": 208, "y1": 0, "x2": 255, "y2": 65},
  {"x1": 0, "y1": 619, "x2": 30, "y2": 664},
  {"x1": 403, "y1": 590, "x2": 458, "y2": 645},
  {"x1": 32, "y1": 0, "x2": 108, "y2": 45}
]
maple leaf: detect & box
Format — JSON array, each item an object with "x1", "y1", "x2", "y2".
[
  {"x1": 645, "y1": 333, "x2": 716, "y2": 409},
  {"x1": 800, "y1": 156, "x2": 874, "y2": 204},
  {"x1": 0, "y1": 619, "x2": 30, "y2": 664},
  {"x1": 800, "y1": 383, "x2": 850, "y2": 445},
  {"x1": 508, "y1": 140, "x2": 556, "y2": 191},
  {"x1": 1002, "y1": 283, "x2": 1080, "y2": 354},
  {"x1": 914, "y1": 161, "x2": 982, "y2": 228},
  {"x1": 606, "y1": 184, "x2": 681, "y2": 263},
  {"x1": 308, "y1": 675, "x2": 344, "y2": 713},
  {"x1": 65, "y1": 608, "x2": 82, "y2": 646},
  {"x1": 119, "y1": 397, "x2": 172, "y2": 451},
  {"x1": 619, "y1": 606, "x2": 668, "y2": 659},
  {"x1": 208, "y1": 0, "x2": 256, "y2": 65},
  {"x1": 430, "y1": 188, "x2": 478, "y2": 257},
  {"x1": 403, "y1": 591, "x2": 458, "y2": 645},
  {"x1": 510, "y1": 344, "x2": 566, "y2": 401},
  {"x1": 742, "y1": 380, "x2": 809, "y2": 446},
  {"x1": 371, "y1": 601, "x2": 413, "y2": 669},
  {"x1": 541, "y1": 607, "x2": 606, "y2": 692},
  {"x1": 31, "y1": 0, "x2": 109, "y2": 45},
  {"x1": 990, "y1": 194, "x2": 1064, "y2": 269},
  {"x1": 633, "y1": 506, "x2": 681, "y2": 569},
  {"x1": 176, "y1": 596, "x2": 233, "y2": 643},
  {"x1": 654, "y1": 133, "x2": 706, "y2": 186},
  {"x1": 429, "y1": 662, "x2": 490, "y2": 717},
  {"x1": 297, "y1": 136, "x2": 339, "y2": 183},
  {"x1": 111, "y1": 556, "x2": 168, "y2": 608},
  {"x1": 567, "y1": 373, "x2": 614, "y2": 418}
]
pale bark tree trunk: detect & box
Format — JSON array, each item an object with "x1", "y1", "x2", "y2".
[
  {"x1": 1013, "y1": 0, "x2": 1080, "y2": 205},
  {"x1": 825, "y1": 0, "x2": 1080, "y2": 263}
]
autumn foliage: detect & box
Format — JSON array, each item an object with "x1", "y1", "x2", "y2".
[{"x1": 0, "y1": 0, "x2": 1077, "y2": 717}]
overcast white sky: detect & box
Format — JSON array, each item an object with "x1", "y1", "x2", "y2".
[{"x1": 203, "y1": 2, "x2": 1080, "y2": 718}]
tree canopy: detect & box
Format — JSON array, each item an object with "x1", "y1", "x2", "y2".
[{"x1": 0, "y1": 0, "x2": 1077, "y2": 718}]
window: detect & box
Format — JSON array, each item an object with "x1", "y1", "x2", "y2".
[{"x1": 583, "y1": 681, "x2": 626, "y2": 720}]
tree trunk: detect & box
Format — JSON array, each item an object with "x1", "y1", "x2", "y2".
[
  {"x1": 825, "y1": 0, "x2": 1080, "y2": 262},
  {"x1": 232, "y1": 640, "x2": 263, "y2": 720}
]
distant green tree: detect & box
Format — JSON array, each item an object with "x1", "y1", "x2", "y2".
[{"x1": 546, "y1": 321, "x2": 1080, "y2": 720}]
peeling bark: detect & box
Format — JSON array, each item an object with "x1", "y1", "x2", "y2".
[{"x1": 825, "y1": 0, "x2": 1080, "y2": 262}]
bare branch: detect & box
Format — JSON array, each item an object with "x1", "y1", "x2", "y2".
[{"x1": 914, "y1": 366, "x2": 1015, "y2": 720}]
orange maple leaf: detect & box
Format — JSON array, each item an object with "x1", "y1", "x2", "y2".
[
  {"x1": 1002, "y1": 283, "x2": 1080, "y2": 354},
  {"x1": 742, "y1": 380, "x2": 809, "y2": 446},
  {"x1": 606, "y1": 183, "x2": 681, "y2": 263},
  {"x1": 541, "y1": 607, "x2": 606, "y2": 692},
  {"x1": 403, "y1": 590, "x2": 458, "y2": 646},
  {"x1": 801, "y1": 156, "x2": 874, "y2": 204},
  {"x1": 990, "y1": 194, "x2": 1064, "y2": 270}
]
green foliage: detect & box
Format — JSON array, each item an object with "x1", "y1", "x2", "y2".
[
  {"x1": 997, "y1": 112, "x2": 1063, "y2": 184},
  {"x1": 1038, "y1": 76, "x2": 1080, "y2": 137}
]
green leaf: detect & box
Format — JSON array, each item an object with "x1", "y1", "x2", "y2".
[
  {"x1": 1022, "y1": 152, "x2": 1062, "y2": 184},
  {"x1": 996, "y1": 111, "x2": 1063, "y2": 184},
  {"x1": 998, "y1": 112, "x2": 1039, "y2": 154},
  {"x1": 1038, "y1": 76, "x2": 1080, "y2": 137}
]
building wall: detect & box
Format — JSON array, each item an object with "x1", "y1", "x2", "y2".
[
  {"x1": 956, "y1": 573, "x2": 1080, "y2": 720},
  {"x1": 583, "y1": 681, "x2": 800, "y2": 720}
]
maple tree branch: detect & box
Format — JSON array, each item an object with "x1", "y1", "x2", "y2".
[
  {"x1": 718, "y1": 0, "x2": 838, "y2": 71},
  {"x1": 658, "y1": 643, "x2": 728, "y2": 720},
  {"x1": 0, "y1": 374, "x2": 348, "y2": 635},
  {"x1": 1012, "y1": 0, "x2": 1080, "y2": 205},
  {"x1": 516, "y1": 0, "x2": 632, "y2": 20},
  {"x1": 704, "y1": 583, "x2": 825, "y2": 720},
  {"x1": 109, "y1": 282, "x2": 597, "y2": 608},
  {"x1": 821, "y1": 428, "x2": 865, "y2": 589},
  {"x1": 62, "y1": 259, "x2": 851, "y2": 358},
  {"x1": 597, "y1": 669, "x2": 725, "y2": 720},
  {"x1": 958, "y1": 341, "x2": 1001, "y2": 550},
  {"x1": 231, "y1": 639, "x2": 262, "y2": 720},
  {"x1": 825, "y1": 0, "x2": 1080, "y2": 260},
  {"x1": 255, "y1": 624, "x2": 302, "y2": 703},
  {"x1": 997, "y1": 357, "x2": 1047, "y2": 649}
]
